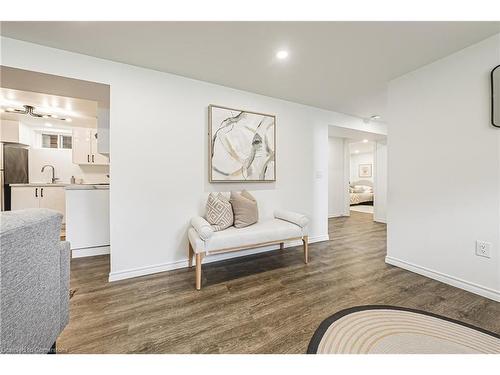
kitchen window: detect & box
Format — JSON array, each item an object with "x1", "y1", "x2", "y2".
[{"x1": 41, "y1": 133, "x2": 72, "y2": 149}]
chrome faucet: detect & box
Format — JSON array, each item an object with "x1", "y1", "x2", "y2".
[{"x1": 41, "y1": 165, "x2": 59, "y2": 184}]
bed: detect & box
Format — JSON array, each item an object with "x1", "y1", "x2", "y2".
[{"x1": 350, "y1": 180, "x2": 374, "y2": 205}]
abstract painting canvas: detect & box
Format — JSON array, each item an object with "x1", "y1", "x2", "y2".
[{"x1": 209, "y1": 105, "x2": 276, "y2": 182}]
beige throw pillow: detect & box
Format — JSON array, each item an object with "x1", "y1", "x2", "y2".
[
  {"x1": 230, "y1": 190, "x2": 259, "y2": 228},
  {"x1": 206, "y1": 193, "x2": 233, "y2": 231}
]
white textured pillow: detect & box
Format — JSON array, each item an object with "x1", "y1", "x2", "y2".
[
  {"x1": 206, "y1": 193, "x2": 234, "y2": 231},
  {"x1": 354, "y1": 185, "x2": 372, "y2": 193}
]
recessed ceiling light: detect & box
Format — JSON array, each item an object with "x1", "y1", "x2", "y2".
[
  {"x1": 276, "y1": 50, "x2": 289, "y2": 60},
  {"x1": 50, "y1": 114, "x2": 59, "y2": 119},
  {"x1": 64, "y1": 118, "x2": 72, "y2": 123},
  {"x1": 45, "y1": 123, "x2": 53, "y2": 127},
  {"x1": 355, "y1": 150, "x2": 360, "y2": 154},
  {"x1": 370, "y1": 115, "x2": 381, "y2": 120},
  {"x1": 362, "y1": 139, "x2": 369, "y2": 143},
  {"x1": 6, "y1": 108, "x2": 15, "y2": 112},
  {"x1": 42, "y1": 115, "x2": 49, "y2": 118}
]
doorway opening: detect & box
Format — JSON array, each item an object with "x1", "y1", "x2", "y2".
[
  {"x1": 1, "y1": 66, "x2": 111, "y2": 270},
  {"x1": 328, "y1": 125, "x2": 387, "y2": 223}
]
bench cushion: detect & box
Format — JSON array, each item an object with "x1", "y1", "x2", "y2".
[{"x1": 188, "y1": 218, "x2": 305, "y2": 254}]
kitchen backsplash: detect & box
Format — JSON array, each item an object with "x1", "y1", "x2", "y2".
[{"x1": 29, "y1": 148, "x2": 109, "y2": 184}]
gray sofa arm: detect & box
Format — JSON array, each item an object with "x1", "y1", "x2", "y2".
[
  {"x1": 274, "y1": 209, "x2": 309, "y2": 228},
  {"x1": 0, "y1": 209, "x2": 68, "y2": 353},
  {"x1": 59, "y1": 241, "x2": 71, "y2": 333},
  {"x1": 190, "y1": 216, "x2": 215, "y2": 240}
]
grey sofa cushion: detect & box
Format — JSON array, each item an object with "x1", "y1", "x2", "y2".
[{"x1": 0, "y1": 209, "x2": 70, "y2": 354}]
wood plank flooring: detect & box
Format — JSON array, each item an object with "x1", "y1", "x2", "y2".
[{"x1": 57, "y1": 212, "x2": 500, "y2": 353}]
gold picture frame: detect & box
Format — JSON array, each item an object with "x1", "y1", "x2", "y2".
[{"x1": 208, "y1": 104, "x2": 276, "y2": 183}]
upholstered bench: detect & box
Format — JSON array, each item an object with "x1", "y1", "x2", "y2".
[{"x1": 187, "y1": 210, "x2": 309, "y2": 290}]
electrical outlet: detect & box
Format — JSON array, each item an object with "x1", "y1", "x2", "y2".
[{"x1": 475, "y1": 240, "x2": 491, "y2": 258}]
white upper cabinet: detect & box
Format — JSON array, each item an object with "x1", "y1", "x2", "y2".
[
  {"x1": 90, "y1": 129, "x2": 109, "y2": 165},
  {"x1": 0, "y1": 119, "x2": 32, "y2": 145},
  {"x1": 72, "y1": 127, "x2": 91, "y2": 164},
  {"x1": 72, "y1": 127, "x2": 109, "y2": 165}
]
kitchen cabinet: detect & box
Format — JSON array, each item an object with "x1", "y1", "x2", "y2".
[
  {"x1": 39, "y1": 187, "x2": 66, "y2": 216},
  {"x1": 11, "y1": 185, "x2": 66, "y2": 222},
  {"x1": 90, "y1": 129, "x2": 109, "y2": 164},
  {"x1": 0, "y1": 119, "x2": 31, "y2": 145},
  {"x1": 72, "y1": 127, "x2": 109, "y2": 165},
  {"x1": 10, "y1": 186, "x2": 38, "y2": 211}
]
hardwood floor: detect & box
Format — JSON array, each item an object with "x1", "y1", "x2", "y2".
[{"x1": 57, "y1": 212, "x2": 500, "y2": 353}]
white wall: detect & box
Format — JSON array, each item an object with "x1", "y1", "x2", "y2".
[
  {"x1": 387, "y1": 34, "x2": 500, "y2": 301},
  {"x1": 350, "y1": 151, "x2": 374, "y2": 183},
  {"x1": 373, "y1": 141, "x2": 387, "y2": 223},
  {"x1": 1, "y1": 37, "x2": 384, "y2": 282},
  {"x1": 29, "y1": 148, "x2": 109, "y2": 184},
  {"x1": 328, "y1": 137, "x2": 349, "y2": 217}
]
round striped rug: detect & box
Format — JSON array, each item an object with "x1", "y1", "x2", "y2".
[{"x1": 307, "y1": 306, "x2": 500, "y2": 354}]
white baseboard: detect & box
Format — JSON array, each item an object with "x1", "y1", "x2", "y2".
[
  {"x1": 329, "y1": 213, "x2": 350, "y2": 218},
  {"x1": 373, "y1": 216, "x2": 387, "y2": 223},
  {"x1": 108, "y1": 234, "x2": 329, "y2": 282},
  {"x1": 385, "y1": 256, "x2": 500, "y2": 302},
  {"x1": 328, "y1": 213, "x2": 343, "y2": 218},
  {"x1": 72, "y1": 245, "x2": 110, "y2": 258}
]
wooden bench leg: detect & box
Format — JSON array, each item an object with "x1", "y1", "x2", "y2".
[
  {"x1": 302, "y1": 236, "x2": 309, "y2": 264},
  {"x1": 188, "y1": 243, "x2": 194, "y2": 268},
  {"x1": 280, "y1": 242, "x2": 284, "y2": 250},
  {"x1": 195, "y1": 253, "x2": 204, "y2": 290}
]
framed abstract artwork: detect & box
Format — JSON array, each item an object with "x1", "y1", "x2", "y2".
[
  {"x1": 359, "y1": 164, "x2": 372, "y2": 178},
  {"x1": 492, "y1": 65, "x2": 500, "y2": 127},
  {"x1": 209, "y1": 104, "x2": 276, "y2": 182}
]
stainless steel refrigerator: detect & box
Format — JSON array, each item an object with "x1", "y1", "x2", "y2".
[{"x1": 1, "y1": 143, "x2": 29, "y2": 211}]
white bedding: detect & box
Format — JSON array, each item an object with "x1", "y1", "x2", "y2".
[{"x1": 350, "y1": 192, "x2": 373, "y2": 205}]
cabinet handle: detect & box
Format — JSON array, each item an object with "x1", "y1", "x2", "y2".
[
  {"x1": 35, "y1": 188, "x2": 38, "y2": 198},
  {"x1": 92, "y1": 154, "x2": 95, "y2": 163},
  {"x1": 87, "y1": 154, "x2": 90, "y2": 163},
  {"x1": 41, "y1": 188, "x2": 44, "y2": 198}
]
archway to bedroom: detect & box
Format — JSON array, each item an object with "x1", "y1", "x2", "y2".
[{"x1": 327, "y1": 125, "x2": 387, "y2": 245}]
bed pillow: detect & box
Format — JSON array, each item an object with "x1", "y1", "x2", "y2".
[
  {"x1": 354, "y1": 185, "x2": 372, "y2": 193},
  {"x1": 230, "y1": 190, "x2": 259, "y2": 228},
  {"x1": 206, "y1": 193, "x2": 234, "y2": 231}
]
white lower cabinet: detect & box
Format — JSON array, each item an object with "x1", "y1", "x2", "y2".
[
  {"x1": 10, "y1": 187, "x2": 39, "y2": 210},
  {"x1": 11, "y1": 186, "x2": 66, "y2": 222}
]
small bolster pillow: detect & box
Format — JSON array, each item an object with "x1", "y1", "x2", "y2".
[
  {"x1": 191, "y1": 216, "x2": 215, "y2": 240},
  {"x1": 274, "y1": 210, "x2": 309, "y2": 228}
]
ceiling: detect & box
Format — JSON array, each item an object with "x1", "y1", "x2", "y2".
[
  {"x1": 349, "y1": 141, "x2": 375, "y2": 155},
  {"x1": 1, "y1": 21, "x2": 499, "y2": 119},
  {"x1": 1, "y1": 88, "x2": 98, "y2": 129},
  {"x1": 328, "y1": 124, "x2": 386, "y2": 141}
]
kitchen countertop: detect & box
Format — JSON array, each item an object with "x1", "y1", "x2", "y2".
[
  {"x1": 65, "y1": 184, "x2": 109, "y2": 190},
  {"x1": 10, "y1": 183, "x2": 70, "y2": 187},
  {"x1": 10, "y1": 183, "x2": 109, "y2": 190}
]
